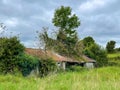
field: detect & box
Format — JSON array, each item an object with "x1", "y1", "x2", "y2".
[
  {"x1": 0, "y1": 66, "x2": 120, "y2": 90},
  {"x1": 107, "y1": 52, "x2": 120, "y2": 66},
  {"x1": 0, "y1": 52, "x2": 120, "y2": 90},
  {"x1": 108, "y1": 52, "x2": 120, "y2": 58}
]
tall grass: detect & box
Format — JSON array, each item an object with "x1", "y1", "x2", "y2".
[
  {"x1": 39, "y1": 66, "x2": 120, "y2": 90},
  {"x1": 0, "y1": 66, "x2": 120, "y2": 90},
  {"x1": 107, "y1": 52, "x2": 120, "y2": 66},
  {"x1": 107, "y1": 52, "x2": 120, "y2": 58},
  {"x1": 0, "y1": 74, "x2": 41, "y2": 90}
]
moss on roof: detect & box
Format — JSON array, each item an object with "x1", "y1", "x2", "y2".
[{"x1": 25, "y1": 48, "x2": 96, "y2": 63}]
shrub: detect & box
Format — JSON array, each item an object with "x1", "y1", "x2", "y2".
[
  {"x1": 18, "y1": 55, "x2": 57, "y2": 77},
  {"x1": 0, "y1": 37, "x2": 24, "y2": 74},
  {"x1": 17, "y1": 54, "x2": 39, "y2": 76},
  {"x1": 84, "y1": 44, "x2": 108, "y2": 67},
  {"x1": 39, "y1": 58, "x2": 57, "y2": 77}
]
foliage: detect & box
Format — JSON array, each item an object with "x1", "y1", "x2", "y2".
[
  {"x1": 0, "y1": 36, "x2": 24, "y2": 74},
  {"x1": 17, "y1": 53, "x2": 57, "y2": 77},
  {"x1": 115, "y1": 47, "x2": 120, "y2": 52},
  {"x1": 11, "y1": 51, "x2": 56, "y2": 77},
  {"x1": 82, "y1": 36, "x2": 108, "y2": 67},
  {"x1": 52, "y1": 6, "x2": 81, "y2": 57},
  {"x1": 52, "y1": 6, "x2": 80, "y2": 30},
  {"x1": 84, "y1": 44, "x2": 108, "y2": 66},
  {"x1": 17, "y1": 54, "x2": 39, "y2": 76},
  {"x1": 39, "y1": 58, "x2": 57, "y2": 77},
  {"x1": 37, "y1": 27, "x2": 56, "y2": 51},
  {"x1": 74, "y1": 40, "x2": 84, "y2": 56},
  {"x1": 53, "y1": 41, "x2": 68, "y2": 55},
  {"x1": 106, "y1": 40, "x2": 116, "y2": 53},
  {"x1": 83, "y1": 36, "x2": 95, "y2": 47},
  {"x1": 37, "y1": 6, "x2": 82, "y2": 59}
]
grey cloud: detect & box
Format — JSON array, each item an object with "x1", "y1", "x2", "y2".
[{"x1": 0, "y1": 0, "x2": 120, "y2": 48}]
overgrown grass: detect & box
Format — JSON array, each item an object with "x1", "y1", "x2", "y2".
[
  {"x1": 107, "y1": 52, "x2": 120, "y2": 66},
  {"x1": 107, "y1": 52, "x2": 120, "y2": 58},
  {"x1": 0, "y1": 74, "x2": 41, "y2": 90},
  {"x1": 0, "y1": 66, "x2": 120, "y2": 90},
  {"x1": 39, "y1": 66, "x2": 120, "y2": 90}
]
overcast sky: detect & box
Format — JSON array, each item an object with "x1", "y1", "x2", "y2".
[{"x1": 0, "y1": 0, "x2": 120, "y2": 48}]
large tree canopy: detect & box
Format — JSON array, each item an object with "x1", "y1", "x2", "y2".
[
  {"x1": 37, "y1": 27, "x2": 56, "y2": 51},
  {"x1": 106, "y1": 40, "x2": 116, "y2": 53},
  {"x1": 52, "y1": 6, "x2": 80, "y2": 30},
  {"x1": 82, "y1": 36, "x2": 108, "y2": 66},
  {"x1": 83, "y1": 36, "x2": 95, "y2": 47},
  {"x1": 52, "y1": 6, "x2": 80, "y2": 56}
]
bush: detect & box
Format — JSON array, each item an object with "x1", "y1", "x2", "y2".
[
  {"x1": 39, "y1": 58, "x2": 57, "y2": 77},
  {"x1": 17, "y1": 54, "x2": 39, "y2": 76},
  {"x1": 0, "y1": 37, "x2": 24, "y2": 74},
  {"x1": 84, "y1": 44, "x2": 108, "y2": 67},
  {"x1": 18, "y1": 55, "x2": 57, "y2": 77},
  {"x1": 16, "y1": 54, "x2": 57, "y2": 77}
]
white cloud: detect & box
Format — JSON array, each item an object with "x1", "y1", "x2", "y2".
[
  {"x1": 4, "y1": 18, "x2": 18, "y2": 27},
  {"x1": 79, "y1": 0, "x2": 116, "y2": 12},
  {"x1": 21, "y1": 40, "x2": 38, "y2": 48},
  {"x1": 31, "y1": 10, "x2": 54, "y2": 23}
]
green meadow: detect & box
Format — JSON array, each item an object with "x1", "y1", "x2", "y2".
[
  {"x1": 0, "y1": 52, "x2": 120, "y2": 90},
  {"x1": 107, "y1": 52, "x2": 120, "y2": 66},
  {"x1": 108, "y1": 52, "x2": 120, "y2": 58},
  {"x1": 0, "y1": 66, "x2": 120, "y2": 90}
]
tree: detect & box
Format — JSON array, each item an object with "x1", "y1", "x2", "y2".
[
  {"x1": 83, "y1": 36, "x2": 95, "y2": 47},
  {"x1": 83, "y1": 37, "x2": 108, "y2": 66},
  {"x1": 37, "y1": 27, "x2": 57, "y2": 52},
  {"x1": 52, "y1": 6, "x2": 80, "y2": 56},
  {"x1": 74, "y1": 40, "x2": 84, "y2": 57},
  {"x1": 52, "y1": 6, "x2": 80, "y2": 31},
  {"x1": 0, "y1": 36, "x2": 25, "y2": 73},
  {"x1": 106, "y1": 40, "x2": 116, "y2": 53},
  {"x1": 84, "y1": 43, "x2": 108, "y2": 66},
  {"x1": 37, "y1": 27, "x2": 49, "y2": 50}
]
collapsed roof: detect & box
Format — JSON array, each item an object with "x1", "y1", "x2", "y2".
[{"x1": 25, "y1": 48, "x2": 96, "y2": 63}]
